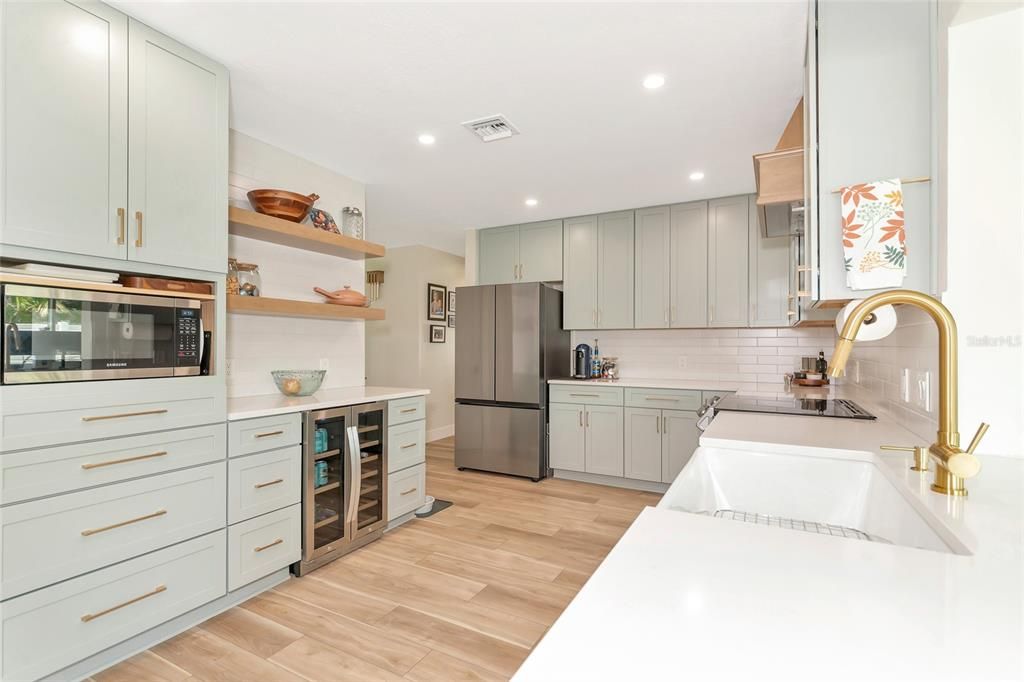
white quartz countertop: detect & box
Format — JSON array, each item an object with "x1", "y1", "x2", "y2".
[
  {"x1": 548, "y1": 377, "x2": 742, "y2": 392},
  {"x1": 227, "y1": 385, "x2": 429, "y2": 421},
  {"x1": 514, "y1": 409, "x2": 1024, "y2": 681}
]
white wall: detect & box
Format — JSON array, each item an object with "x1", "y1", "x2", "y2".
[
  {"x1": 365, "y1": 246, "x2": 465, "y2": 439},
  {"x1": 844, "y1": 4, "x2": 1024, "y2": 456},
  {"x1": 571, "y1": 327, "x2": 836, "y2": 396},
  {"x1": 226, "y1": 130, "x2": 368, "y2": 398}
]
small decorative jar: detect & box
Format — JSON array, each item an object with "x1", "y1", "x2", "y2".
[
  {"x1": 341, "y1": 207, "x2": 364, "y2": 240},
  {"x1": 226, "y1": 258, "x2": 240, "y2": 295},
  {"x1": 236, "y1": 262, "x2": 262, "y2": 296}
]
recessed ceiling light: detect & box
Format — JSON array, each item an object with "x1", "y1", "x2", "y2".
[
  {"x1": 689, "y1": 171, "x2": 705, "y2": 181},
  {"x1": 525, "y1": 198, "x2": 539, "y2": 207},
  {"x1": 643, "y1": 74, "x2": 666, "y2": 90},
  {"x1": 418, "y1": 133, "x2": 436, "y2": 145}
]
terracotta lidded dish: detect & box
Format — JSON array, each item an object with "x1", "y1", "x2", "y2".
[
  {"x1": 314, "y1": 286, "x2": 369, "y2": 307},
  {"x1": 247, "y1": 189, "x2": 320, "y2": 223}
]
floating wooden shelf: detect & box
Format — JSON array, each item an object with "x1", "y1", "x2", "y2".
[
  {"x1": 227, "y1": 295, "x2": 385, "y2": 321},
  {"x1": 228, "y1": 206, "x2": 386, "y2": 260}
]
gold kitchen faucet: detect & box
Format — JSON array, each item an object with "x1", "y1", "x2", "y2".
[{"x1": 828, "y1": 290, "x2": 989, "y2": 496}]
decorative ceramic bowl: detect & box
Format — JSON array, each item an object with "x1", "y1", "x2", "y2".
[{"x1": 271, "y1": 370, "x2": 326, "y2": 397}]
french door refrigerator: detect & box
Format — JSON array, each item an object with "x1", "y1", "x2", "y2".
[
  {"x1": 293, "y1": 401, "x2": 387, "y2": 576},
  {"x1": 454, "y1": 283, "x2": 570, "y2": 480}
]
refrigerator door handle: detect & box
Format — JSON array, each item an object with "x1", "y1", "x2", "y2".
[{"x1": 345, "y1": 426, "x2": 361, "y2": 536}]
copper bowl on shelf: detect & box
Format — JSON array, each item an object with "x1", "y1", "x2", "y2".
[
  {"x1": 314, "y1": 286, "x2": 369, "y2": 307},
  {"x1": 247, "y1": 189, "x2": 320, "y2": 223}
]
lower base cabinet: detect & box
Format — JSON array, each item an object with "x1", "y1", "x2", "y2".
[
  {"x1": 548, "y1": 403, "x2": 624, "y2": 476},
  {"x1": 388, "y1": 463, "x2": 426, "y2": 520},
  {"x1": 661, "y1": 411, "x2": 699, "y2": 483},
  {"x1": 2, "y1": 530, "x2": 226, "y2": 682},
  {"x1": 227, "y1": 504, "x2": 301, "y2": 592},
  {"x1": 625, "y1": 408, "x2": 699, "y2": 483}
]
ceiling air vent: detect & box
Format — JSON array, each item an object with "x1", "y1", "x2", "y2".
[{"x1": 461, "y1": 114, "x2": 519, "y2": 142}]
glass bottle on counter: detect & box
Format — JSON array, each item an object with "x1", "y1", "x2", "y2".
[{"x1": 591, "y1": 338, "x2": 601, "y2": 378}]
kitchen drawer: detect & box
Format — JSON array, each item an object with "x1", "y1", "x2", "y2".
[
  {"x1": 624, "y1": 387, "x2": 702, "y2": 411},
  {"x1": 228, "y1": 412, "x2": 302, "y2": 458},
  {"x1": 1, "y1": 462, "x2": 226, "y2": 600},
  {"x1": 227, "y1": 504, "x2": 300, "y2": 591},
  {"x1": 388, "y1": 395, "x2": 426, "y2": 426},
  {"x1": 388, "y1": 463, "x2": 426, "y2": 521},
  {"x1": 1, "y1": 530, "x2": 226, "y2": 682},
  {"x1": 227, "y1": 445, "x2": 301, "y2": 524},
  {"x1": 549, "y1": 384, "x2": 624, "y2": 406},
  {"x1": 0, "y1": 377, "x2": 225, "y2": 452},
  {"x1": 388, "y1": 420, "x2": 426, "y2": 473},
  {"x1": 0, "y1": 423, "x2": 226, "y2": 505}
]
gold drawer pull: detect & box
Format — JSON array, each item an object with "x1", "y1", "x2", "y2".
[
  {"x1": 82, "y1": 450, "x2": 168, "y2": 470},
  {"x1": 569, "y1": 393, "x2": 600, "y2": 398},
  {"x1": 254, "y1": 478, "x2": 284, "y2": 489},
  {"x1": 254, "y1": 538, "x2": 284, "y2": 552},
  {"x1": 81, "y1": 584, "x2": 166, "y2": 623},
  {"x1": 400, "y1": 442, "x2": 417, "y2": 449},
  {"x1": 82, "y1": 409, "x2": 168, "y2": 422},
  {"x1": 400, "y1": 487, "x2": 418, "y2": 496},
  {"x1": 135, "y1": 210, "x2": 143, "y2": 247},
  {"x1": 254, "y1": 430, "x2": 284, "y2": 439},
  {"x1": 645, "y1": 397, "x2": 679, "y2": 402},
  {"x1": 116, "y1": 207, "x2": 126, "y2": 245},
  {"x1": 81, "y1": 509, "x2": 167, "y2": 536},
  {"x1": 399, "y1": 408, "x2": 418, "y2": 414}
]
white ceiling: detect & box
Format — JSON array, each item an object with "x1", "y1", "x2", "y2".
[{"x1": 114, "y1": 1, "x2": 807, "y2": 255}]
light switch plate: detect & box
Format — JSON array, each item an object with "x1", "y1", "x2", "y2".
[
  {"x1": 914, "y1": 370, "x2": 932, "y2": 412},
  {"x1": 900, "y1": 368, "x2": 911, "y2": 403}
]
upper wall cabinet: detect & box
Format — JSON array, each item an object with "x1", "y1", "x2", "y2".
[
  {"x1": 563, "y1": 211, "x2": 634, "y2": 329},
  {"x1": 633, "y1": 206, "x2": 670, "y2": 329},
  {"x1": 809, "y1": 0, "x2": 935, "y2": 301},
  {"x1": 1, "y1": 2, "x2": 228, "y2": 273},
  {"x1": 562, "y1": 215, "x2": 599, "y2": 328},
  {"x1": 669, "y1": 201, "x2": 708, "y2": 328},
  {"x1": 707, "y1": 196, "x2": 749, "y2": 327},
  {"x1": 747, "y1": 196, "x2": 793, "y2": 327},
  {"x1": 478, "y1": 220, "x2": 562, "y2": 284}
]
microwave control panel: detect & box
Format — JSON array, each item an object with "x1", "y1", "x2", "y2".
[{"x1": 175, "y1": 308, "x2": 200, "y2": 365}]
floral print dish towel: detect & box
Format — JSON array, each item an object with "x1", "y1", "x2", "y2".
[{"x1": 840, "y1": 178, "x2": 907, "y2": 290}]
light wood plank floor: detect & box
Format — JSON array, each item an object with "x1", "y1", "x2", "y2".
[{"x1": 95, "y1": 437, "x2": 661, "y2": 682}]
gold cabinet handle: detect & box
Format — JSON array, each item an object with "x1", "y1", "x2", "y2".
[
  {"x1": 81, "y1": 509, "x2": 167, "y2": 536},
  {"x1": 81, "y1": 409, "x2": 168, "y2": 422},
  {"x1": 655, "y1": 416, "x2": 660, "y2": 434},
  {"x1": 400, "y1": 408, "x2": 417, "y2": 414},
  {"x1": 82, "y1": 450, "x2": 168, "y2": 470},
  {"x1": 569, "y1": 393, "x2": 600, "y2": 398},
  {"x1": 400, "y1": 442, "x2": 417, "y2": 449},
  {"x1": 254, "y1": 430, "x2": 284, "y2": 439},
  {"x1": 117, "y1": 208, "x2": 126, "y2": 245},
  {"x1": 645, "y1": 397, "x2": 679, "y2": 402},
  {"x1": 585, "y1": 410, "x2": 590, "y2": 428},
  {"x1": 400, "y1": 487, "x2": 418, "y2": 496},
  {"x1": 81, "y1": 585, "x2": 166, "y2": 622},
  {"x1": 254, "y1": 538, "x2": 284, "y2": 552},
  {"x1": 254, "y1": 478, "x2": 284, "y2": 489},
  {"x1": 134, "y1": 210, "x2": 143, "y2": 247}
]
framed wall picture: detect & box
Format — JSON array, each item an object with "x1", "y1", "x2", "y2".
[
  {"x1": 447, "y1": 314, "x2": 456, "y2": 328},
  {"x1": 430, "y1": 324, "x2": 446, "y2": 343},
  {"x1": 447, "y1": 290, "x2": 456, "y2": 313},
  {"x1": 427, "y1": 283, "x2": 447, "y2": 321}
]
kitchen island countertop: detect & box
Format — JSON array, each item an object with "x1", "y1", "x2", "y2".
[{"x1": 228, "y1": 385, "x2": 430, "y2": 421}]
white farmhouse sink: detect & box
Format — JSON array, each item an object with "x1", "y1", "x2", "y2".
[{"x1": 658, "y1": 446, "x2": 967, "y2": 554}]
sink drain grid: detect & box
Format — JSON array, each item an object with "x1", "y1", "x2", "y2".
[{"x1": 711, "y1": 509, "x2": 891, "y2": 543}]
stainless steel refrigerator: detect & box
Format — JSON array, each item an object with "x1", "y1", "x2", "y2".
[{"x1": 454, "y1": 283, "x2": 570, "y2": 480}]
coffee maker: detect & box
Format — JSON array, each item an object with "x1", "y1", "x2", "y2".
[{"x1": 573, "y1": 344, "x2": 592, "y2": 379}]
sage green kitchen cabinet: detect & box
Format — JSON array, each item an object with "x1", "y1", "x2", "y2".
[
  {"x1": 634, "y1": 207, "x2": 671, "y2": 329},
  {"x1": 748, "y1": 195, "x2": 793, "y2": 327},
  {"x1": 1, "y1": 3, "x2": 228, "y2": 273},
  {"x1": 548, "y1": 403, "x2": 585, "y2": 472},
  {"x1": 596, "y1": 211, "x2": 635, "y2": 329},
  {"x1": 584, "y1": 404, "x2": 624, "y2": 477},
  {"x1": 518, "y1": 220, "x2": 563, "y2": 282},
  {"x1": 661, "y1": 411, "x2": 699, "y2": 483},
  {"x1": 707, "y1": 196, "x2": 750, "y2": 327},
  {"x1": 479, "y1": 221, "x2": 563, "y2": 284},
  {"x1": 478, "y1": 225, "x2": 520, "y2": 284},
  {"x1": 669, "y1": 201, "x2": 709, "y2": 327},
  {"x1": 2, "y1": 0, "x2": 128, "y2": 260},
  {"x1": 624, "y1": 407, "x2": 662, "y2": 482},
  {"x1": 562, "y1": 215, "x2": 600, "y2": 328},
  {"x1": 127, "y1": 20, "x2": 228, "y2": 273}
]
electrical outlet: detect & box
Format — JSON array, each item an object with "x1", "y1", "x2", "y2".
[
  {"x1": 677, "y1": 357, "x2": 688, "y2": 369},
  {"x1": 853, "y1": 360, "x2": 861, "y2": 385},
  {"x1": 225, "y1": 359, "x2": 234, "y2": 376},
  {"x1": 900, "y1": 368, "x2": 911, "y2": 403},
  {"x1": 319, "y1": 358, "x2": 330, "y2": 370}
]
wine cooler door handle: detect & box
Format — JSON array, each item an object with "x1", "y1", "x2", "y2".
[{"x1": 345, "y1": 425, "x2": 361, "y2": 535}]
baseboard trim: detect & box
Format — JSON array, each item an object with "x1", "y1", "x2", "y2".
[
  {"x1": 552, "y1": 469, "x2": 670, "y2": 494},
  {"x1": 427, "y1": 424, "x2": 454, "y2": 442},
  {"x1": 44, "y1": 569, "x2": 291, "y2": 682}
]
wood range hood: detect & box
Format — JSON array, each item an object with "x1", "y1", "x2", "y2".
[{"x1": 752, "y1": 99, "x2": 804, "y2": 238}]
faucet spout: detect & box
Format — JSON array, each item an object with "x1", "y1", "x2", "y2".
[{"x1": 828, "y1": 290, "x2": 982, "y2": 490}]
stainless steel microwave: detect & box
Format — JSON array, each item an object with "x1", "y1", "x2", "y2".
[{"x1": 2, "y1": 284, "x2": 206, "y2": 384}]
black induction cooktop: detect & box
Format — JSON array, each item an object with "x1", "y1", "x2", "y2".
[{"x1": 714, "y1": 396, "x2": 877, "y2": 420}]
